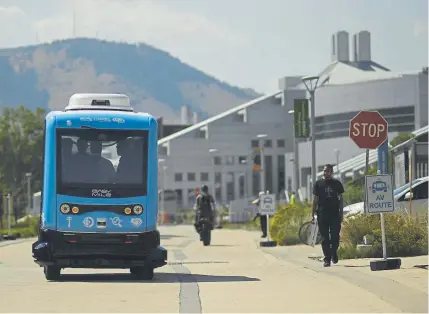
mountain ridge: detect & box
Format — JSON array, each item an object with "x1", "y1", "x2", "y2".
[{"x1": 0, "y1": 38, "x2": 261, "y2": 123}]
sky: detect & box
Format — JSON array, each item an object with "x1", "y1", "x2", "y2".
[{"x1": 0, "y1": 0, "x2": 427, "y2": 94}]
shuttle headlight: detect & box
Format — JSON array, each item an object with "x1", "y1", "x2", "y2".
[
  {"x1": 124, "y1": 207, "x2": 132, "y2": 215},
  {"x1": 133, "y1": 205, "x2": 143, "y2": 215},
  {"x1": 60, "y1": 204, "x2": 70, "y2": 214},
  {"x1": 72, "y1": 206, "x2": 79, "y2": 214}
]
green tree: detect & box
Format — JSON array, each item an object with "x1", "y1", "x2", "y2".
[
  {"x1": 0, "y1": 105, "x2": 45, "y2": 221},
  {"x1": 390, "y1": 133, "x2": 415, "y2": 148}
]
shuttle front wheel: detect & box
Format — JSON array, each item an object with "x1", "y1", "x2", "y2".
[
  {"x1": 44, "y1": 265, "x2": 61, "y2": 281},
  {"x1": 130, "y1": 266, "x2": 154, "y2": 280}
]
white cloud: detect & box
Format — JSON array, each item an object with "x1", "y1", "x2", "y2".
[
  {"x1": 0, "y1": 6, "x2": 34, "y2": 47},
  {"x1": 32, "y1": 0, "x2": 249, "y2": 51},
  {"x1": 413, "y1": 19, "x2": 428, "y2": 39},
  {"x1": 0, "y1": 6, "x2": 26, "y2": 18}
]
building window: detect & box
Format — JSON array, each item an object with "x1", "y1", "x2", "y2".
[
  {"x1": 238, "y1": 156, "x2": 248, "y2": 165},
  {"x1": 200, "y1": 172, "x2": 209, "y2": 182},
  {"x1": 213, "y1": 156, "x2": 222, "y2": 165},
  {"x1": 239, "y1": 174, "x2": 246, "y2": 198},
  {"x1": 187, "y1": 188, "x2": 195, "y2": 205},
  {"x1": 187, "y1": 172, "x2": 196, "y2": 181},
  {"x1": 226, "y1": 172, "x2": 235, "y2": 202},
  {"x1": 264, "y1": 140, "x2": 272, "y2": 148},
  {"x1": 277, "y1": 155, "x2": 285, "y2": 193},
  {"x1": 225, "y1": 156, "x2": 234, "y2": 165},
  {"x1": 175, "y1": 189, "x2": 183, "y2": 208},
  {"x1": 277, "y1": 139, "x2": 285, "y2": 148},
  {"x1": 174, "y1": 173, "x2": 183, "y2": 182},
  {"x1": 251, "y1": 140, "x2": 259, "y2": 148},
  {"x1": 215, "y1": 172, "x2": 222, "y2": 201}
]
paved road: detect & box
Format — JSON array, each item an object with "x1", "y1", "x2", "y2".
[{"x1": 0, "y1": 226, "x2": 427, "y2": 313}]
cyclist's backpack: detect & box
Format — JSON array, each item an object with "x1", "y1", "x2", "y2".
[{"x1": 198, "y1": 194, "x2": 212, "y2": 217}]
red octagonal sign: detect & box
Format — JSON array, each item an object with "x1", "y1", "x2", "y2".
[{"x1": 349, "y1": 111, "x2": 388, "y2": 149}]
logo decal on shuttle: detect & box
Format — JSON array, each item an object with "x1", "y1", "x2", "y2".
[
  {"x1": 91, "y1": 189, "x2": 112, "y2": 198},
  {"x1": 112, "y1": 118, "x2": 125, "y2": 123}
]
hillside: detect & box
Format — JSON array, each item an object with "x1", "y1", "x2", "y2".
[{"x1": 0, "y1": 38, "x2": 260, "y2": 122}]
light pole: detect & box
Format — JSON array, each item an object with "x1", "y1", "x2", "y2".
[
  {"x1": 288, "y1": 109, "x2": 300, "y2": 194},
  {"x1": 334, "y1": 149, "x2": 340, "y2": 181},
  {"x1": 7, "y1": 193, "x2": 11, "y2": 236},
  {"x1": 208, "y1": 148, "x2": 218, "y2": 198},
  {"x1": 256, "y1": 134, "x2": 267, "y2": 193},
  {"x1": 302, "y1": 75, "x2": 320, "y2": 191},
  {"x1": 239, "y1": 158, "x2": 249, "y2": 198},
  {"x1": 25, "y1": 173, "x2": 32, "y2": 215},
  {"x1": 158, "y1": 159, "x2": 166, "y2": 225}
]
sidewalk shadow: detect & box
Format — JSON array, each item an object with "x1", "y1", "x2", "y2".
[
  {"x1": 160, "y1": 234, "x2": 188, "y2": 239},
  {"x1": 208, "y1": 244, "x2": 237, "y2": 247},
  {"x1": 58, "y1": 272, "x2": 260, "y2": 283}
]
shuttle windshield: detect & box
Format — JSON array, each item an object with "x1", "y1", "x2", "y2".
[{"x1": 56, "y1": 128, "x2": 148, "y2": 197}]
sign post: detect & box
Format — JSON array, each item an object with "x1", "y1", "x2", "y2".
[
  {"x1": 259, "y1": 192, "x2": 277, "y2": 247},
  {"x1": 349, "y1": 111, "x2": 401, "y2": 271}
]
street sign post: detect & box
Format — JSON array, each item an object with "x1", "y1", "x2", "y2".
[
  {"x1": 349, "y1": 111, "x2": 388, "y2": 150},
  {"x1": 294, "y1": 99, "x2": 310, "y2": 138},
  {"x1": 364, "y1": 174, "x2": 395, "y2": 214},
  {"x1": 349, "y1": 110, "x2": 400, "y2": 271},
  {"x1": 259, "y1": 193, "x2": 277, "y2": 247}
]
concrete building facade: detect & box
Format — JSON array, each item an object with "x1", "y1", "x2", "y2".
[{"x1": 158, "y1": 30, "x2": 428, "y2": 211}]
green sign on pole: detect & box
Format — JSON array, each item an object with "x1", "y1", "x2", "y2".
[{"x1": 294, "y1": 99, "x2": 310, "y2": 138}]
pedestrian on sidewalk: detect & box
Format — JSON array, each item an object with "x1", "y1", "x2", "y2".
[
  {"x1": 290, "y1": 191, "x2": 296, "y2": 205},
  {"x1": 312, "y1": 164, "x2": 345, "y2": 267},
  {"x1": 252, "y1": 191, "x2": 267, "y2": 238}
]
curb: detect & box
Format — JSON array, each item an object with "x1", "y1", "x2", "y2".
[{"x1": 0, "y1": 237, "x2": 35, "y2": 248}]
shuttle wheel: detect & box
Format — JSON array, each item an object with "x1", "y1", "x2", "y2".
[
  {"x1": 130, "y1": 266, "x2": 154, "y2": 280},
  {"x1": 44, "y1": 265, "x2": 61, "y2": 281}
]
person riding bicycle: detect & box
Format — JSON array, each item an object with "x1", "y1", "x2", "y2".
[{"x1": 194, "y1": 185, "x2": 216, "y2": 237}]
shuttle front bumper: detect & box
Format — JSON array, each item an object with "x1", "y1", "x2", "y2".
[{"x1": 32, "y1": 229, "x2": 167, "y2": 269}]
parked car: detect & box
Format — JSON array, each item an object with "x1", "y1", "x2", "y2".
[{"x1": 343, "y1": 176, "x2": 428, "y2": 217}]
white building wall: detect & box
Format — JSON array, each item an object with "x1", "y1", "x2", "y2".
[{"x1": 297, "y1": 73, "x2": 427, "y2": 187}]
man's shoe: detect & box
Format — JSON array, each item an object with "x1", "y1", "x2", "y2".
[
  {"x1": 323, "y1": 258, "x2": 331, "y2": 267},
  {"x1": 261, "y1": 234, "x2": 267, "y2": 238},
  {"x1": 332, "y1": 253, "x2": 339, "y2": 264}
]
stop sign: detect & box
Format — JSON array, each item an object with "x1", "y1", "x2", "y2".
[{"x1": 349, "y1": 111, "x2": 388, "y2": 149}]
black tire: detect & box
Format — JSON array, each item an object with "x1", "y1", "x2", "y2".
[
  {"x1": 44, "y1": 265, "x2": 61, "y2": 281},
  {"x1": 298, "y1": 221, "x2": 322, "y2": 245},
  {"x1": 202, "y1": 223, "x2": 211, "y2": 246},
  {"x1": 130, "y1": 266, "x2": 154, "y2": 280}
]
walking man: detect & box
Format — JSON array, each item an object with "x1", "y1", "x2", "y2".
[
  {"x1": 312, "y1": 164, "x2": 345, "y2": 267},
  {"x1": 252, "y1": 191, "x2": 267, "y2": 238}
]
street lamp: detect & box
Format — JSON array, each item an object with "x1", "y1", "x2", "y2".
[
  {"x1": 208, "y1": 148, "x2": 218, "y2": 197},
  {"x1": 25, "y1": 173, "x2": 32, "y2": 215},
  {"x1": 256, "y1": 134, "x2": 267, "y2": 193},
  {"x1": 302, "y1": 75, "x2": 320, "y2": 191},
  {"x1": 288, "y1": 110, "x2": 300, "y2": 193},
  {"x1": 334, "y1": 148, "x2": 342, "y2": 182},
  {"x1": 158, "y1": 159, "x2": 166, "y2": 225}
]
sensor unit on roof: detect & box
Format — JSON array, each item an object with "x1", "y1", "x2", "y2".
[
  {"x1": 91, "y1": 99, "x2": 111, "y2": 106},
  {"x1": 65, "y1": 93, "x2": 134, "y2": 112}
]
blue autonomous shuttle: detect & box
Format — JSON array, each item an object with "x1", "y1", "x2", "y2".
[{"x1": 32, "y1": 93, "x2": 167, "y2": 281}]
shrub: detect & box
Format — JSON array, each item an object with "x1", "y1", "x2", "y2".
[
  {"x1": 338, "y1": 212, "x2": 428, "y2": 259},
  {"x1": 270, "y1": 203, "x2": 312, "y2": 245},
  {"x1": 0, "y1": 216, "x2": 40, "y2": 239}
]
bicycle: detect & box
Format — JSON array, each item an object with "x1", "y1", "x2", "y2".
[{"x1": 298, "y1": 219, "x2": 322, "y2": 245}]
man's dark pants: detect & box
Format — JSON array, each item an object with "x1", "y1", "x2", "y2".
[
  {"x1": 260, "y1": 215, "x2": 267, "y2": 236},
  {"x1": 317, "y1": 211, "x2": 341, "y2": 261}
]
